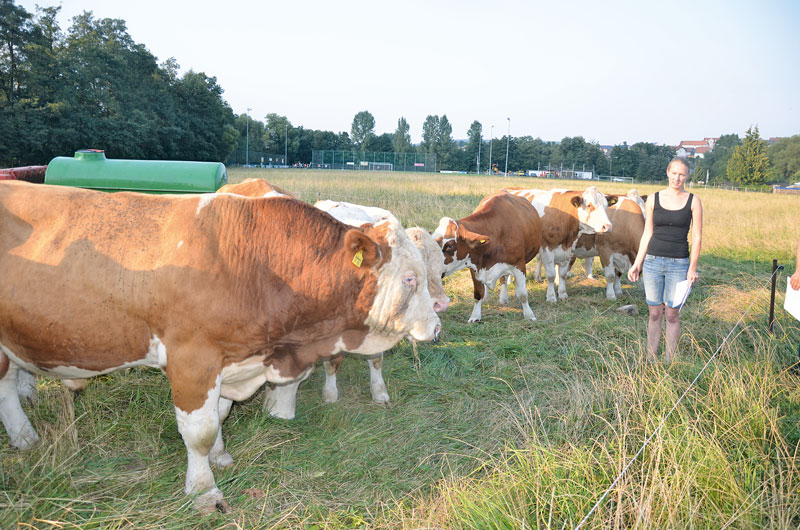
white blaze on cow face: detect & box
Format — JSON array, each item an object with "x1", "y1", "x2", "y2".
[
  {"x1": 575, "y1": 186, "x2": 613, "y2": 234},
  {"x1": 360, "y1": 217, "x2": 440, "y2": 349}
]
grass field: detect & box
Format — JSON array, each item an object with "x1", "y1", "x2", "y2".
[{"x1": 2, "y1": 169, "x2": 800, "y2": 529}]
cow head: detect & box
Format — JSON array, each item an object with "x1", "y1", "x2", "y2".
[
  {"x1": 350, "y1": 216, "x2": 441, "y2": 350},
  {"x1": 570, "y1": 186, "x2": 616, "y2": 234},
  {"x1": 406, "y1": 227, "x2": 450, "y2": 313},
  {"x1": 432, "y1": 217, "x2": 490, "y2": 277}
]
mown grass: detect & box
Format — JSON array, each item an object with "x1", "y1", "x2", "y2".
[{"x1": 1, "y1": 169, "x2": 799, "y2": 529}]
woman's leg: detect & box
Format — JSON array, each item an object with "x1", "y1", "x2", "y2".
[
  {"x1": 647, "y1": 304, "x2": 664, "y2": 360},
  {"x1": 664, "y1": 306, "x2": 681, "y2": 362}
]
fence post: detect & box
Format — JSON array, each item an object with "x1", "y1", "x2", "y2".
[{"x1": 769, "y1": 259, "x2": 778, "y2": 334}]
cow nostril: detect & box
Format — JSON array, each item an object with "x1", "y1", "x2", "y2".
[{"x1": 433, "y1": 299, "x2": 450, "y2": 313}]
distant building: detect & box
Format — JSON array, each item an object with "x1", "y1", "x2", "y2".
[{"x1": 675, "y1": 137, "x2": 718, "y2": 159}]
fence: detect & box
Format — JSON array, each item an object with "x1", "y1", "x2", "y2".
[
  {"x1": 225, "y1": 149, "x2": 287, "y2": 167},
  {"x1": 311, "y1": 150, "x2": 436, "y2": 172}
]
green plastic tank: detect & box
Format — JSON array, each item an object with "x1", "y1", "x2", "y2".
[{"x1": 44, "y1": 150, "x2": 227, "y2": 193}]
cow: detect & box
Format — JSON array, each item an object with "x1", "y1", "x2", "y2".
[
  {"x1": 565, "y1": 190, "x2": 647, "y2": 299},
  {"x1": 17, "y1": 178, "x2": 301, "y2": 400},
  {"x1": 532, "y1": 190, "x2": 646, "y2": 286},
  {"x1": 433, "y1": 190, "x2": 541, "y2": 323},
  {"x1": 505, "y1": 187, "x2": 617, "y2": 303},
  {"x1": 217, "y1": 177, "x2": 296, "y2": 198},
  {"x1": 311, "y1": 199, "x2": 449, "y2": 407},
  {"x1": 0, "y1": 180, "x2": 440, "y2": 512}
]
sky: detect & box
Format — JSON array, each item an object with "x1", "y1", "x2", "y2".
[{"x1": 16, "y1": 0, "x2": 800, "y2": 146}]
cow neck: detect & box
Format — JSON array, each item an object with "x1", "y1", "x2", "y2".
[{"x1": 207, "y1": 196, "x2": 380, "y2": 355}]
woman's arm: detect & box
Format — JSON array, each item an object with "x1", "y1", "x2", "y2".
[
  {"x1": 627, "y1": 194, "x2": 655, "y2": 282},
  {"x1": 686, "y1": 195, "x2": 703, "y2": 283},
  {"x1": 791, "y1": 239, "x2": 800, "y2": 291}
]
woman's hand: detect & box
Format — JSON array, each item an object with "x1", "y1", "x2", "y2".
[
  {"x1": 687, "y1": 266, "x2": 699, "y2": 284},
  {"x1": 791, "y1": 270, "x2": 800, "y2": 291},
  {"x1": 628, "y1": 263, "x2": 641, "y2": 282}
]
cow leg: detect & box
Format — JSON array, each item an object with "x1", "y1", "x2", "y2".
[
  {"x1": 603, "y1": 262, "x2": 618, "y2": 300},
  {"x1": 322, "y1": 355, "x2": 343, "y2": 403},
  {"x1": 498, "y1": 275, "x2": 510, "y2": 306},
  {"x1": 541, "y1": 249, "x2": 558, "y2": 303},
  {"x1": 556, "y1": 258, "x2": 570, "y2": 300},
  {"x1": 566, "y1": 256, "x2": 576, "y2": 278},
  {"x1": 511, "y1": 266, "x2": 536, "y2": 321},
  {"x1": 367, "y1": 354, "x2": 390, "y2": 404},
  {"x1": 16, "y1": 369, "x2": 37, "y2": 405},
  {"x1": 468, "y1": 269, "x2": 486, "y2": 322},
  {"x1": 611, "y1": 253, "x2": 629, "y2": 298},
  {"x1": 209, "y1": 397, "x2": 233, "y2": 469},
  {"x1": 171, "y1": 373, "x2": 226, "y2": 512},
  {"x1": 584, "y1": 256, "x2": 595, "y2": 279},
  {"x1": 264, "y1": 368, "x2": 312, "y2": 420},
  {"x1": 533, "y1": 256, "x2": 543, "y2": 282},
  {"x1": 0, "y1": 362, "x2": 39, "y2": 449}
]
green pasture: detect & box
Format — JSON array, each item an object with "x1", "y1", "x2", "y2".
[{"x1": 1, "y1": 169, "x2": 799, "y2": 529}]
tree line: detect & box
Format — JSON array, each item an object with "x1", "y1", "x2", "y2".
[
  {"x1": 3, "y1": 1, "x2": 797, "y2": 184},
  {"x1": 0, "y1": 1, "x2": 237, "y2": 167}
]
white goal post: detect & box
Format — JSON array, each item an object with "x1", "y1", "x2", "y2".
[{"x1": 368, "y1": 162, "x2": 393, "y2": 171}]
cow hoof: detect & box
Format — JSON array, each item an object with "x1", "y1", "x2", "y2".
[
  {"x1": 372, "y1": 391, "x2": 390, "y2": 404},
  {"x1": 498, "y1": 297, "x2": 509, "y2": 306},
  {"x1": 322, "y1": 388, "x2": 339, "y2": 404},
  {"x1": 269, "y1": 410, "x2": 295, "y2": 420},
  {"x1": 210, "y1": 451, "x2": 234, "y2": 469},
  {"x1": 467, "y1": 318, "x2": 482, "y2": 323},
  {"x1": 194, "y1": 487, "x2": 230, "y2": 514},
  {"x1": 558, "y1": 294, "x2": 568, "y2": 300},
  {"x1": 546, "y1": 296, "x2": 557, "y2": 303}
]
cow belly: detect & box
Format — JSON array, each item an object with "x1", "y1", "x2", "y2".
[
  {"x1": 572, "y1": 246, "x2": 598, "y2": 260},
  {"x1": 475, "y1": 262, "x2": 517, "y2": 290},
  {"x1": 220, "y1": 356, "x2": 268, "y2": 401}
]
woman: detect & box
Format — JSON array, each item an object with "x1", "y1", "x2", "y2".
[{"x1": 628, "y1": 157, "x2": 703, "y2": 362}]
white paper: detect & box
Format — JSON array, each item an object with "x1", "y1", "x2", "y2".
[
  {"x1": 785, "y1": 279, "x2": 800, "y2": 322},
  {"x1": 673, "y1": 279, "x2": 693, "y2": 311}
]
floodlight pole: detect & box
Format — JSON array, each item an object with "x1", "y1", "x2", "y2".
[
  {"x1": 488, "y1": 125, "x2": 494, "y2": 175},
  {"x1": 245, "y1": 108, "x2": 251, "y2": 166},
  {"x1": 477, "y1": 133, "x2": 482, "y2": 175},
  {"x1": 504, "y1": 117, "x2": 510, "y2": 176},
  {"x1": 285, "y1": 122, "x2": 288, "y2": 167}
]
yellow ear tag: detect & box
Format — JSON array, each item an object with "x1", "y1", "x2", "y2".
[
  {"x1": 352, "y1": 249, "x2": 364, "y2": 267},
  {"x1": 480, "y1": 240, "x2": 486, "y2": 244}
]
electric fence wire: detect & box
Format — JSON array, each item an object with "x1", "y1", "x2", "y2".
[{"x1": 574, "y1": 264, "x2": 785, "y2": 530}]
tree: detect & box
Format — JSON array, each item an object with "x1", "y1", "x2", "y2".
[
  {"x1": 392, "y1": 116, "x2": 412, "y2": 153},
  {"x1": 727, "y1": 126, "x2": 771, "y2": 186},
  {"x1": 350, "y1": 110, "x2": 374, "y2": 151},
  {"x1": 694, "y1": 133, "x2": 740, "y2": 184},
  {"x1": 465, "y1": 121, "x2": 483, "y2": 173},
  {"x1": 767, "y1": 135, "x2": 800, "y2": 181},
  {"x1": 421, "y1": 115, "x2": 439, "y2": 153}
]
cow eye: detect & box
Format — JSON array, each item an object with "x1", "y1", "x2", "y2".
[
  {"x1": 443, "y1": 241, "x2": 456, "y2": 253},
  {"x1": 403, "y1": 274, "x2": 417, "y2": 289}
]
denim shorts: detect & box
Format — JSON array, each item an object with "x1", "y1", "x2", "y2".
[{"x1": 642, "y1": 254, "x2": 690, "y2": 308}]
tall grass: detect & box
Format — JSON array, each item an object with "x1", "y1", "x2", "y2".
[{"x1": 1, "y1": 169, "x2": 799, "y2": 529}]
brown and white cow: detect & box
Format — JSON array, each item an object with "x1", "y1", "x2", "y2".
[
  {"x1": 0, "y1": 180, "x2": 440, "y2": 511},
  {"x1": 505, "y1": 187, "x2": 617, "y2": 303},
  {"x1": 433, "y1": 190, "x2": 541, "y2": 323},
  {"x1": 567, "y1": 190, "x2": 646, "y2": 299},
  {"x1": 217, "y1": 177, "x2": 296, "y2": 198},
  {"x1": 313, "y1": 199, "x2": 449, "y2": 406}
]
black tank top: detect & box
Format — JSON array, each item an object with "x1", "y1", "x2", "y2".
[{"x1": 648, "y1": 192, "x2": 693, "y2": 258}]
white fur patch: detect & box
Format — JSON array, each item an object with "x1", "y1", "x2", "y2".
[{"x1": 177, "y1": 240, "x2": 184, "y2": 249}]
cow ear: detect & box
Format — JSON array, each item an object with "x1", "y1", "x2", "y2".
[
  {"x1": 458, "y1": 226, "x2": 490, "y2": 249},
  {"x1": 570, "y1": 196, "x2": 584, "y2": 208},
  {"x1": 640, "y1": 194, "x2": 648, "y2": 203},
  {"x1": 605, "y1": 194, "x2": 618, "y2": 206},
  {"x1": 343, "y1": 229, "x2": 382, "y2": 269}
]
